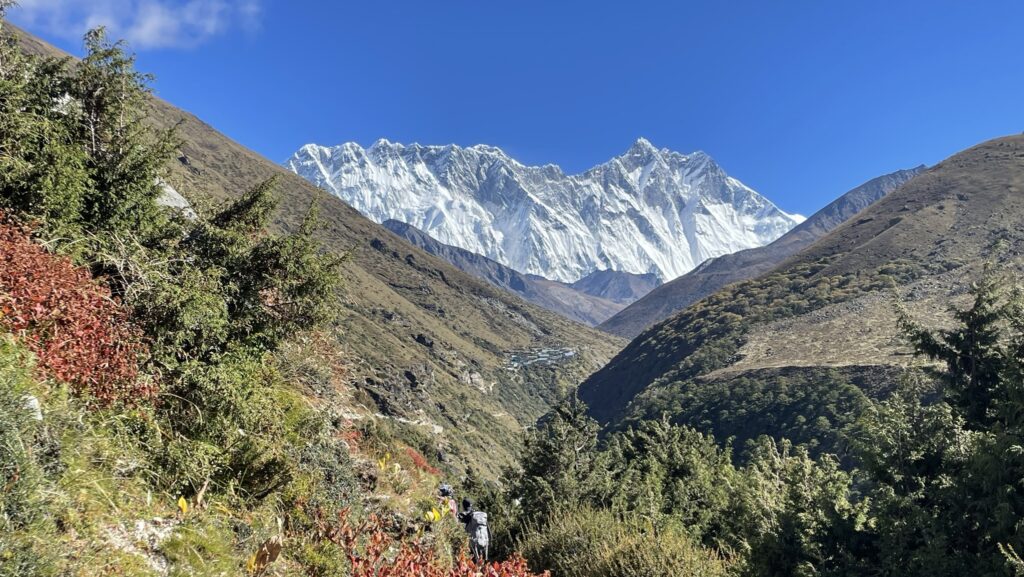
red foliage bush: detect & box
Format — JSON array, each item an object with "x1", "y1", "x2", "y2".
[
  {"x1": 0, "y1": 214, "x2": 152, "y2": 405},
  {"x1": 338, "y1": 426, "x2": 363, "y2": 451},
  {"x1": 321, "y1": 509, "x2": 549, "y2": 577},
  {"x1": 405, "y1": 446, "x2": 441, "y2": 475}
]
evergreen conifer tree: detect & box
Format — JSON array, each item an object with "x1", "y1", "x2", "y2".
[{"x1": 512, "y1": 394, "x2": 608, "y2": 522}]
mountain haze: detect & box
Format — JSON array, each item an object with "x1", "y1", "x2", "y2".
[
  {"x1": 600, "y1": 166, "x2": 926, "y2": 338},
  {"x1": 285, "y1": 138, "x2": 803, "y2": 283}
]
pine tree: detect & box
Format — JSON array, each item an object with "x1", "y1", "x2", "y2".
[
  {"x1": 899, "y1": 274, "x2": 1009, "y2": 428},
  {"x1": 512, "y1": 394, "x2": 608, "y2": 522},
  {"x1": 605, "y1": 417, "x2": 735, "y2": 541},
  {"x1": 855, "y1": 277, "x2": 1024, "y2": 575},
  {"x1": 69, "y1": 27, "x2": 178, "y2": 239},
  {"x1": 734, "y1": 438, "x2": 868, "y2": 577},
  {"x1": 0, "y1": 6, "x2": 89, "y2": 235}
]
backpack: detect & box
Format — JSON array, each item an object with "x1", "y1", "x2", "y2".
[{"x1": 467, "y1": 511, "x2": 489, "y2": 548}]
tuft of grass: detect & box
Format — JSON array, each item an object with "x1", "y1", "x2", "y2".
[
  {"x1": 159, "y1": 518, "x2": 237, "y2": 577},
  {"x1": 0, "y1": 333, "x2": 175, "y2": 576}
]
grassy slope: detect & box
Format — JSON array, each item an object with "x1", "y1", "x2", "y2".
[
  {"x1": 580, "y1": 134, "x2": 1024, "y2": 431},
  {"x1": 13, "y1": 26, "x2": 624, "y2": 475}
]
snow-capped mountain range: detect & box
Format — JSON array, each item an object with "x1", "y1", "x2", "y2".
[{"x1": 285, "y1": 138, "x2": 803, "y2": 283}]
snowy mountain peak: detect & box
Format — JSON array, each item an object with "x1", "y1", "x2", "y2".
[
  {"x1": 284, "y1": 140, "x2": 802, "y2": 283},
  {"x1": 627, "y1": 137, "x2": 658, "y2": 154}
]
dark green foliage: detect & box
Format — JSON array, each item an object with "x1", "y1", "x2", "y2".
[
  {"x1": 511, "y1": 394, "x2": 609, "y2": 522},
  {"x1": 848, "y1": 275, "x2": 1024, "y2": 576},
  {"x1": 160, "y1": 351, "x2": 310, "y2": 497},
  {"x1": 72, "y1": 29, "x2": 178, "y2": 239},
  {"x1": 605, "y1": 418, "x2": 735, "y2": 542},
  {"x1": 0, "y1": 23, "x2": 176, "y2": 242},
  {"x1": 729, "y1": 439, "x2": 869, "y2": 577},
  {"x1": 483, "y1": 394, "x2": 613, "y2": 562},
  {"x1": 847, "y1": 377, "x2": 974, "y2": 576},
  {"x1": 137, "y1": 173, "x2": 342, "y2": 501},
  {"x1": 513, "y1": 277, "x2": 1024, "y2": 576},
  {"x1": 630, "y1": 368, "x2": 875, "y2": 461},
  {"x1": 506, "y1": 399, "x2": 865, "y2": 576},
  {"x1": 900, "y1": 274, "x2": 1010, "y2": 428},
  {"x1": 0, "y1": 48, "x2": 88, "y2": 238},
  {"x1": 142, "y1": 178, "x2": 343, "y2": 366}
]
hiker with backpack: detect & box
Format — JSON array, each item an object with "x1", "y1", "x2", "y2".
[
  {"x1": 458, "y1": 498, "x2": 489, "y2": 564},
  {"x1": 438, "y1": 484, "x2": 457, "y2": 518}
]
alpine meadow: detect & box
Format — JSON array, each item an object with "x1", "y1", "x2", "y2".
[{"x1": 3, "y1": 2, "x2": 1024, "y2": 576}]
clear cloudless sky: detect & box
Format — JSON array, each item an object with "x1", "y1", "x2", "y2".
[{"x1": 12, "y1": 0, "x2": 1024, "y2": 215}]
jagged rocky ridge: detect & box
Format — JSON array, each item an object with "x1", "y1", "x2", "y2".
[{"x1": 285, "y1": 138, "x2": 803, "y2": 283}]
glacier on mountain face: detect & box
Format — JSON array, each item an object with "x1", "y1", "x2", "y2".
[{"x1": 285, "y1": 137, "x2": 803, "y2": 283}]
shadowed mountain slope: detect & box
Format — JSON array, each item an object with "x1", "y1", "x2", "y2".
[
  {"x1": 382, "y1": 219, "x2": 629, "y2": 326},
  {"x1": 570, "y1": 269, "x2": 661, "y2": 305},
  {"x1": 600, "y1": 166, "x2": 926, "y2": 338}
]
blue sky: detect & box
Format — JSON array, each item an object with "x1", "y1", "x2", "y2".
[{"x1": 11, "y1": 0, "x2": 1024, "y2": 215}]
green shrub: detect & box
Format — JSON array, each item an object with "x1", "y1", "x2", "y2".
[
  {"x1": 605, "y1": 418, "x2": 737, "y2": 543},
  {"x1": 518, "y1": 506, "x2": 733, "y2": 577}
]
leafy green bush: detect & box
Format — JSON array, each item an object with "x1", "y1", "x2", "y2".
[
  {"x1": 725, "y1": 438, "x2": 869, "y2": 577},
  {"x1": 605, "y1": 418, "x2": 737, "y2": 543}
]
